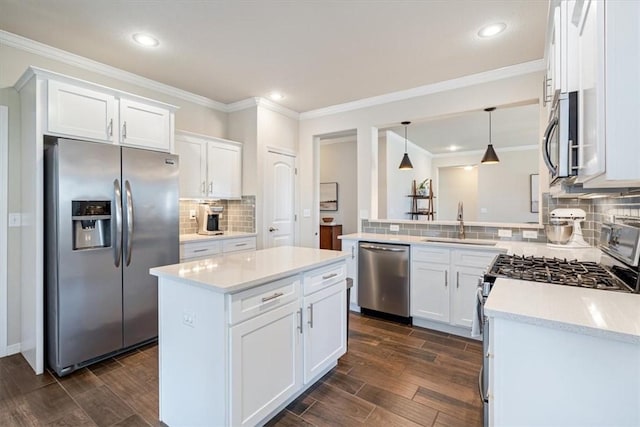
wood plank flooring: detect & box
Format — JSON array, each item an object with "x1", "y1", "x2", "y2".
[{"x1": 0, "y1": 313, "x2": 483, "y2": 426}]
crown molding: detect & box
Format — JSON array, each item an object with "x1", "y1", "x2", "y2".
[
  {"x1": 1, "y1": 30, "x2": 228, "y2": 111},
  {"x1": 227, "y1": 97, "x2": 300, "y2": 120},
  {"x1": 299, "y1": 59, "x2": 545, "y2": 120}
]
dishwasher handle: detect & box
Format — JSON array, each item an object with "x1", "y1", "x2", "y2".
[{"x1": 360, "y1": 244, "x2": 407, "y2": 252}]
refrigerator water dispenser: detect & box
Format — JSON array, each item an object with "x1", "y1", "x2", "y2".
[{"x1": 72, "y1": 200, "x2": 111, "y2": 250}]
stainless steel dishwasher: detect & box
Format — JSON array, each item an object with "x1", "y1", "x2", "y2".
[{"x1": 358, "y1": 242, "x2": 410, "y2": 321}]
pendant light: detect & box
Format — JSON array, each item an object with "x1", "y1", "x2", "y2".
[
  {"x1": 481, "y1": 107, "x2": 500, "y2": 164},
  {"x1": 398, "y1": 121, "x2": 413, "y2": 170}
]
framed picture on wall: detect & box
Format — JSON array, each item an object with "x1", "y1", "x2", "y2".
[
  {"x1": 530, "y1": 174, "x2": 539, "y2": 213},
  {"x1": 320, "y1": 182, "x2": 338, "y2": 211}
]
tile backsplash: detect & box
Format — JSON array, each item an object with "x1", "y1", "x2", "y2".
[{"x1": 179, "y1": 196, "x2": 256, "y2": 235}]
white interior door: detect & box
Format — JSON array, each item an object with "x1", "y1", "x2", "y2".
[{"x1": 264, "y1": 150, "x2": 296, "y2": 248}]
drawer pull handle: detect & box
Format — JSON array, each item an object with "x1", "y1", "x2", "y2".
[
  {"x1": 261, "y1": 292, "x2": 284, "y2": 303},
  {"x1": 193, "y1": 248, "x2": 208, "y2": 253},
  {"x1": 235, "y1": 243, "x2": 247, "y2": 247},
  {"x1": 297, "y1": 308, "x2": 303, "y2": 334},
  {"x1": 308, "y1": 303, "x2": 314, "y2": 328},
  {"x1": 322, "y1": 273, "x2": 338, "y2": 280}
]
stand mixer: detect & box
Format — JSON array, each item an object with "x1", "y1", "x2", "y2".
[{"x1": 546, "y1": 208, "x2": 590, "y2": 248}]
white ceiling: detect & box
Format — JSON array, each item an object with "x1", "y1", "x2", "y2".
[
  {"x1": 386, "y1": 101, "x2": 540, "y2": 154},
  {"x1": 0, "y1": 0, "x2": 548, "y2": 113}
]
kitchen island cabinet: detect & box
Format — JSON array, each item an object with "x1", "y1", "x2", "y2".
[
  {"x1": 150, "y1": 246, "x2": 348, "y2": 427},
  {"x1": 485, "y1": 278, "x2": 640, "y2": 426}
]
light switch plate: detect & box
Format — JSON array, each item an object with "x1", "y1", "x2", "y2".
[
  {"x1": 523, "y1": 230, "x2": 538, "y2": 239},
  {"x1": 189, "y1": 209, "x2": 196, "y2": 219},
  {"x1": 498, "y1": 229, "x2": 512, "y2": 238},
  {"x1": 8, "y1": 213, "x2": 21, "y2": 227},
  {"x1": 303, "y1": 209, "x2": 311, "y2": 218},
  {"x1": 389, "y1": 224, "x2": 399, "y2": 232}
]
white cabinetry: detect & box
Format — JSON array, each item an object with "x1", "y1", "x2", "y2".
[
  {"x1": 547, "y1": 0, "x2": 640, "y2": 187},
  {"x1": 341, "y1": 238, "x2": 359, "y2": 310},
  {"x1": 302, "y1": 276, "x2": 346, "y2": 383},
  {"x1": 180, "y1": 235, "x2": 256, "y2": 261},
  {"x1": 175, "y1": 131, "x2": 243, "y2": 199},
  {"x1": 411, "y1": 245, "x2": 497, "y2": 335},
  {"x1": 46, "y1": 75, "x2": 175, "y2": 152},
  {"x1": 230, "y1": 297, "x2": 302, "y2": 426}
]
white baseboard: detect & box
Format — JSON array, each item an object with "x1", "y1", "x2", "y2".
[
  {"x1": 5, "y1": 342, "x2": 21, "y2": 356},
  {"x1": 412, "y1": 317, "x2": 479, "y2": 340}
]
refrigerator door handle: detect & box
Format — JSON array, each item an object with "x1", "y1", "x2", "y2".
[
  {"x1": 124, "y1": 180, "x2": 134, "y2": 266},
  {"x1": 114, "y1": 179, "x2": 123, "y2": 267}
]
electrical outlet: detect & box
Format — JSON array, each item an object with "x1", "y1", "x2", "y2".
[
  {"x1": 498, "y1": 229, "x2": 512, "y2": 238},
  {"x1": 182, "y1": 311, "x2": 196, "y2": 328},
  {"x1": 8, "y1": 213, "x2": 21, "y2": 227},
  {"x1": 523, "y1": 230, "x2": 538, "y2": 239},
  {"x1": 189, "y1": 209, "x2": 196, "y2": 219},
  {"x1": 389, "y1": 224, "x2": 400, "y2": 232}
]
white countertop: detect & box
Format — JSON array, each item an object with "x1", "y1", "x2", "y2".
[
  {"x1": 485, "y1": 278, "x2": 640, "y2": 344},
  {"x1": 150, "y1": 246, "x2": 349, "y2": 294},
  {"x1": 179, "y1": 232, "x2": 257, "y2": 243}
]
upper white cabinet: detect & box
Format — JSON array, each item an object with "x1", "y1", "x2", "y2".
[
  {"x1": 47, "y1": 80, "x2": 116, "y2": 142},
  {"x1": 45, "y1": 72, "x2": 176, "y2": 152},
  {"x1": 546, "y1": 0, "x2": 640, "y2": 187},
  {"x1": 119, "y1": 98, "x2": 171, "y2": 151},
  {"x1": 175, "y1": 131, "x2": 243, "y2": 199}
]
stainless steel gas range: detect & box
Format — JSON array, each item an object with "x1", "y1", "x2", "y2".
[{"x1": 477, "y1": 221, "x2": 640, "y2": 426}]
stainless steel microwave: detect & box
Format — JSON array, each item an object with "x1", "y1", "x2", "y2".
[{"x1": 542, "y1": 91, "x2": 578, "y2": 183}]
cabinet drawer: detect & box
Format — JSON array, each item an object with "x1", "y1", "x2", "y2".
[
  {"x1": 412, "y1": 246, "x2": 450, "y2": 264},
  {"x1": 303, "y1": 262, "x2": 346, "y2": 296},
  {"x1": 223, "y1": 237, "x2": 256, "y2": 254},
  {"x1": 452, "y1": 250, "x2": 497, "y2": 268},
  {"x1": 180, "y1": 240, "x2": 222, "y2": 260},
  {"x1": 229, "y1": 275, "x2": 300, "y2": 325}
]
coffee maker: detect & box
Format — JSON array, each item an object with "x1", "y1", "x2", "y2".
[{"x1": 196, "y1": 204, "x2": 224, "y2": 235}]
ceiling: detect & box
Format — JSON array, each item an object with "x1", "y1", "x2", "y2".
[
  {"x1": 0, "y1": 0, "x2": 548, "y2": 113},
  {"x1": 386, "y1": 101, "x2": 540, "y2": 154}
]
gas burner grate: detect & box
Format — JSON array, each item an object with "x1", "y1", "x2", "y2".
[{"x1": 488, "y1": 254, "x2": 631, "y2": 292}]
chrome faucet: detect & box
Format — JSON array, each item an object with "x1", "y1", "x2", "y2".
[{"x1": 457, "y1": 201, "x2": 465, "y2": 239}]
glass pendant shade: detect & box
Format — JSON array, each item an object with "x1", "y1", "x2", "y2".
[
  {"x1": 398, "y1": 121, "x2": 413, "y2": 170},
  {"x1": 481, "y1": 107, "x2": 499, "y2": 164}
]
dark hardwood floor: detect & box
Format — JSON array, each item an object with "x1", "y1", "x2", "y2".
[{"x1": 0, "y1": 313, "x2": 483, "y2": 426}]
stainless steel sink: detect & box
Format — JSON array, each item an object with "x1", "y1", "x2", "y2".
[{"x1": 421, "y1": 238, "x2": 497, "y2": 247}]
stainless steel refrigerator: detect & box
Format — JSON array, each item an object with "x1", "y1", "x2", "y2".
[{"x1": 44, "y1": 137, "x2": 179, "y2": 376}]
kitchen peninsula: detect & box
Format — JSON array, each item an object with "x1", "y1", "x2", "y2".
[{"x1": 149, "y1": 246, "x2": 349, "y2": 427}]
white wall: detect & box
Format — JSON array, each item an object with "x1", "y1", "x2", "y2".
[
  {"x1": 380, "y1": 130, "x2": 432, "y2": 219},
  {"x1": 298, "y1": 70, "x2": 544, "y2": 247},
  {"x1": 320, "y1": 140, "x2": 357, "y2": 235},
  {"x1": 439, "y1": 166, "x2": 478, "y2": 221},
  {"x1": 431, "y1": 148, "x2": 539, "y2": 223}
]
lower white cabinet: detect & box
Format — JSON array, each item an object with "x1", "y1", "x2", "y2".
[
  {"x1": 341, "y1": 238, "x2": 359, "y2": 309},
  {"x1": 230, "y1": 301, "x2": 302, "y2": 427},
  {"x1": 411, "y1": 245, "x2": 497, "y2": 331},
  {"x1": 303, "y1": 282, "x2": 346, "y2": 383}
]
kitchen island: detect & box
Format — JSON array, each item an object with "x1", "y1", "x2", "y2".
[{"x1": 150, "y1": 246, "x2": 349, "y2": 427}]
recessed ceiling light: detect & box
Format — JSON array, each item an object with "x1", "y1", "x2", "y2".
[
  {"x1": 269, "y1": 92, "x2": 284, "y2": 101},
  {"x1": 464, "y1": 165, "x2": 474, "y2": 171},
  {"x1": 132, "y1": 33, "x2": 159, "y2": 47},
  {"x1": 448, "y1": 145, "x2": 459, "y2": 151},
  {"x1": 478, "y1": 23, "x2": 507, "y2": 38}
]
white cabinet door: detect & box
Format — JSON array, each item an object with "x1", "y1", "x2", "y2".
[
  {"x1": 451, "y1": 265, "x2": 483, "y2": 328},
  {"x1": 303, "y1": 282, "x2": 346, "y2": 384},
  {"x1": 175, "y1": 133, "x2": 207, "y2": 198},
  {"x1": 342, "y1": 239, "x2": 358, "y2": 308},
  {"x1": 47, "y1": 80, "x2": 116, "y2": 142},
  {"x1": 411, "y1": 261, "x2": 450, "y2": 323},
  {"x1": 207, "y1": 141, "x2": 242, "y2": 199},
  {"x1": 119, "y1": 98, "x2": 171, "y2": 152},
  {"x1": 230, "y1": 301, "x2": 302, "y2": 427}
]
